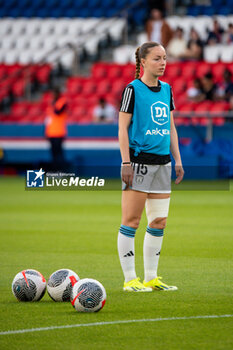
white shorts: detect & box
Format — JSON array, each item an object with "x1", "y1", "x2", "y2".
[{"x1": 122, "y1": 162, "x2": 171, "y2": 193}]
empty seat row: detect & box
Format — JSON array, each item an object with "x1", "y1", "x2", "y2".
[
  {"x1": 175, "y1": 101, "x2": 230, "y2": 126},
  {"x1": 0, "y1": 18, "x2": 125, "y2": 37},
  {"x1": 1, "y1": 61, "x2": 232, "y2": 125},
  {"x1": 0, "y1": 0, "x2": 147, "y2": 25},
  {"x1": 166, "y1": 15, "x2": 233, "y2": 41},
  {"x1": 0, "y1": 99, "x2": 229, "y2": 125},
  {"x1": 187, "y1": 4, "x2": 233, "y2": 16},
  {"x1": 0, "y1": 64, "x2": 51, "y2": 102},
  {"x1": 0, "y1": 18, "x2": 126, "y2": 65}
]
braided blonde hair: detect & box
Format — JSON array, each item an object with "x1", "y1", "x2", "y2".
[{"x1": 135, "y1": 42, "x2": 161, "y2": 79}]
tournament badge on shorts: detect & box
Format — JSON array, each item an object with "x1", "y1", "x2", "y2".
[{"x1": 135, "y1": 175, "x2": 144, "y2": 184}]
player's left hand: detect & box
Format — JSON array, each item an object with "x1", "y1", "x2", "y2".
[{"x1": 175, "y1": 164, "x2": 184, "y2": 184}]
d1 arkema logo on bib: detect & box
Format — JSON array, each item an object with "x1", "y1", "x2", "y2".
[{"x1": 151, "y1": 101, "x2": 169, "y2": 126}]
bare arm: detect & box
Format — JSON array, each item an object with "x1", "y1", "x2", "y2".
[
  {"x1": 118, "y1": 111, "x2": 134, "y2": 186},
  {"x1": 170, "y1": 112, "x2": 184, "y2": 184}
]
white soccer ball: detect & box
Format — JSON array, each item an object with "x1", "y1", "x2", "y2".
[
  {"x1": 47, "y1": 269, "x2": 79, "y2": 302},
  {"x1": 71, "y1": 278, "x2": 106, "y2": 312},
  {"x1": 12, "y1": 269, "x2": 46, "y2": 302}
]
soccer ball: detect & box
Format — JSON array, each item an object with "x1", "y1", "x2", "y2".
[
  {"x1": 47, "y1": 269, "x2": 79, "y2": 302},
  {"x1": 71, "y1": 278, "x2": 106, "y2": 312},
  {"x1": 12, "y1": 269, "x2": 46, "y2": 302}
]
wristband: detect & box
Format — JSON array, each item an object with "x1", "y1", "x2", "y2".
[{"x1": 122, "y1": 162, "x2": 131, "y2": 165}]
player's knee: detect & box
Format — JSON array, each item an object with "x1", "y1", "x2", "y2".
[
  {"x1": 149, "y1": 217, "x2": 167, "y2": 229},
  {"x1": 145, "y1": 198, "x2": 170, "y2": 227},
  {"x1": 123, "y1": 216, "x2": 141, "y2": 229}
]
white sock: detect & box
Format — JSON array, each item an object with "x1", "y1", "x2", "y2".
[
  {"x1": 143, "y1": 226, "x2": 164, "y2": 282},
  {"x1": 118, "y1": 225, "x2": 137, "y2": 283}
]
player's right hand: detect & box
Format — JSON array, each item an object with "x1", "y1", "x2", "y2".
[{"x1": 121, "y1": 164, "x2": 134, "y2": 187}]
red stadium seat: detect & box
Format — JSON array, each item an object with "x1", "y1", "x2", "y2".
[
  {"x1": 11, "y1": 79, "x2": 26, "y2": 97},
  {"x1": 67, "y1": 78, "x2": 84, "y2": 95},
  {"x1": 175, "y1": 102, "x2": 194, "y2": 125},
  {"x1": 96, "y1": 78, "x2": 111, "y2": 97},
  {"x1": 108, "y1": 65, "x2": 123, "y2": 80},
  {"x1": 226, "y1": 63, "x2": 233, "y2": 76},
  {"x1": 193, "y1": 101, "x2": 212, "y2": 125},
  {"x1": 172, "y1": 77, "x2": 186, "y2": 96},
  {"x1": 27, "y1": 103, "x2": 43, "y2": 121},
  {"x1": 11, "y1": 102, "x2": 29, "y2": 121},
  {"x1": 111, "y1": 78, "x2": 125, "y2": 97},
  {"x1": 0, "y1": 65, "x2": 7, "y2": 80},
  {"x1": 181, "y1": 62, "x2": 198, "y2": 80},
  {"x1": 91, "y1": 63, "x2": 107, "y2": 79},
  {"x1": 42, "y1": 91, "x2": 54, "y2": 103},
  {"x1": 35, "y1": 65, "x2": 51, "y2": 84},
  {"x1": 174, "y1": 92, "x2": 188, "y2": 108},
  {"x1": 209, "y1": 102, "x2": 229, "y2": 126},
  {"x1": 164, "y1": 63, "x2": 181, "y2": 80},
  {"x1": 211, "y1": 63, "x2": 227, "y2": 83},
  {"x1": 122, "y1": 64, "x2": 135, "y2": 81},
  {"x1": 196, "y1": 62, "x2": 211, "y2": 78},
  {"x1": 82, "y1": 79, "x2": 97, "y2": 96}
]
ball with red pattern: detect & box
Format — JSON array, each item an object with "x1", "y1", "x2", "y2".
[
  {"x1": 47, "y1": 269, "x2": 79, "y2": 302},
  {"x1": 71, "y1": 278, "x2": 106, "y2": 312},
  {"x1": 12, "y1": 269, "x2": 46, "y2": 302}
]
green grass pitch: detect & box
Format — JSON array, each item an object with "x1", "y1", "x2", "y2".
[{"x1": 0, "y1": 177, "x2": 233, "y2": 350}]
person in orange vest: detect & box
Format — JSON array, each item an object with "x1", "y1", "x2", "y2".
[{"x1": 45, "y1": 87, "x2": 67, "y2": 170}]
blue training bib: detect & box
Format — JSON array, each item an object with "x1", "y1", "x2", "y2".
[{"x1": 128, "y1": 79, "x2": 171, "y2": 156}]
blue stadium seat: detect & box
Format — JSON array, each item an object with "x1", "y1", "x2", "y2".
[
  {"x1": 218, "y1": 6, "x2": 231, "y2": 15},
  {"x1": 60, "y1": 0, "x2": 73, "y2": 8},
  {"x1": 132, "y1": 8, "x2": 148, "y2": 26},
  {"x1": 187, "y1": 6, "x2": 202, "y2": 16},
  {"x1": 23, "y1": 8, "x2": 36, "y2": 18},
  {"x1": 17, "y1": 0, "x2": 31, "y2": 8},
  {"x1": 105, "y1": 8, "x2": 117, "y2": 17},
  {"x1": 114, "y1": 0, "x2": 129, "y2": 9},
  {"x1": 8, "y1": 8, "x2": 22, "y2": 17},
  {"x1": 0, "y1": 8, "x2": 7, "y2": 17},
  {"x1": 212, "y1": 0, "x2": 225, "y2": 6},
  {"x1": 49, "y1": 8, "x2": 64, "y2": 18},
  {"x1": 73, "y1": 0, "x2": 86, "y2": 9},
  {"x1": 77, "y1": 8, "x2": 91, "y2": 18},
  {"x1": 36, "y1": 8, "x2": 50, "y2": 18},
  {"x1": 202, "y1": 6, "x2": 215, "y2": 16},
  {"x1": 46, "y1": 0, "x2": 59, "y2": 9},
  {"x1": 64, "y1": 8, "x2": 77, "y2": 18},
  {"x1": 102, "y1": 0, "x2": 115, "y2": 8},
  {"x1": 88, "y1": 0, "x2": 101, "y2": 8},
  {"x1": 92, "y1": 8, "x2": 106, "y2": 17}
]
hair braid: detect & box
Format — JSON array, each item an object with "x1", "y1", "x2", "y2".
[{"x1": 135, "y1": 47, "x2": 141, "y2": 79}]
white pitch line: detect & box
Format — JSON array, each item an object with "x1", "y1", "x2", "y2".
[{"x1": 0, "y1": 315, "x2": 232, "y2": 336}]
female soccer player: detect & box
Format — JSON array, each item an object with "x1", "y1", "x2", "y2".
[{"x1": 118, "y1": 42, "x2": 184, "y2": 292}]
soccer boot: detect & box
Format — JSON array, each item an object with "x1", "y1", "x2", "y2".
[
  {"x1": 123, "y1": 277, "x2": 152, "y2": 292},
  {"x1": 143, "y1": 276, "x2": 178, "y2": 291}
]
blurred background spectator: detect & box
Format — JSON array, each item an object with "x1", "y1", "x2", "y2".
[
  {"x1": 167, "y1": 27, "x2": 187, "y2": 60},
  {"x1": 216, "y1": 69, "x2": 233, "y2": 101},
  {"x1": 180, "y1": 28, "x2": 203, "y2": 60},
  {"x1": 93, "y1": 98, "x2": 117, "y2": 124},
  {"x1": 187, "y1": 78, "x2": 204, "y2": 102},
  {"x1": 201, "y1": 73, "x2": 217, "y2": 101},
  {"x1": 207, "y1": 18, "x2": 225, "y2": 45},
  {"x1": 222, "y1": 23, "x2": 233, "y2": 44},
  {"x1": 145, "y1": 8, "x2": 173, "y2": 47},
  {"x1": 45, "y1": 87, "x2": 67, "y2": 170}
]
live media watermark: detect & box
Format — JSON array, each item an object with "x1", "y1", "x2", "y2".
[
  {"x1": 26, "y1": 168, "x2": 105, "y2": 190},
  {"x1": 25, "y1": 167, "x2": 231, "y2": 191}
]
